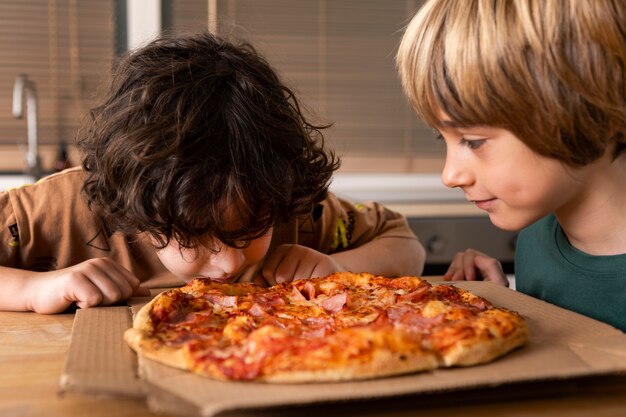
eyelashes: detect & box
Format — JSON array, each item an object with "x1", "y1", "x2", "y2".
[
  {"x1": 434, "y1": 133, "x2": 486, "y2": 150},
  {"x1": 460, "y1": 138, "x2": 486, "y2": 150}
]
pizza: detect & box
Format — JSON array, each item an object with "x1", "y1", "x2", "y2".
[{"x1": 124, "y1": 272, "x2": 529, "y2": 383}]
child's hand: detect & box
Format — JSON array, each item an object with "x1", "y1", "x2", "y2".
[
  {"x1": 28, "y1": 258, "x2": 150, "y2": 314},
  {"x1": 261, "y1": 244, "x2": 342, "y2": 285},
  {"x1": 443, "y1": 249, "x2": 509, "y2": 287}
]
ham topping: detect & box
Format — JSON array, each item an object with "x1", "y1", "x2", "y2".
[
  {"x1": 248, "y1": 303, "x2": 267, "y2": 317},
  {"x1": 289, "y1": 286, "x2": 307, "y2": 302},
  {"x1": 252, "y1": 293, "x2": 286, "y2": 308},
  {"x1": 397, "y1": 286, "x2": 429, "y2": 303},
  {"x1": 301, "y1": 281, "x2": 316, "y2": 300},
  {"x1": 387, "y1": 305, "x2": 445, "y2": 331},
  {"x1": 320, "y1": 292, "x2": 347, "y2": 313},
  {"x1": 203, "y1": 293, "x2": 237, "y2": 308}
]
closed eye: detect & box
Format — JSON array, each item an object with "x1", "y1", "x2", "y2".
[{"x1": 460, "y1": 138, "x2": 486, "y2": 150}]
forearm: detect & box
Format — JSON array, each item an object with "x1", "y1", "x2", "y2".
[
  {"x1": 0, "y1": 266, "x2": 37, "y2": 311},
  {"x1": 330, "y1": 237, "x2": 426, "y2": 277}
]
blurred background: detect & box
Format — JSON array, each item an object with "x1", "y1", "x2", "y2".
[
  {"x1": 0, "y1": 0, "x2": 444, "y2": 174},
  {"x1": 0, "y1": 0, "x2": 516, "y2": 275}
]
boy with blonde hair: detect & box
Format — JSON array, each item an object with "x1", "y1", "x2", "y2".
[{"x1": 397, "y1": 0, "x2": 626, "y2": 330}]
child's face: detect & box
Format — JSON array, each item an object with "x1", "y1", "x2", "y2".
[
  {"x1": 154, "y1": 229, "x2": 274, "y2": 283},
  {"x1": 436, "y1": 119, "x2": 584, "y2": 231}
]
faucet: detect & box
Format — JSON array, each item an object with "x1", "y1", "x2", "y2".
[{"x1": 12, "y1": 74, "x2": 42, "y2": 180}]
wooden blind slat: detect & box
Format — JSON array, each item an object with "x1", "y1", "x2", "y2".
[
  {"x1": 1, "y1": 0, "x2": 441, "y2": 173},
  {"x1": 0, "y1": 0, "x2": 114, "y2": 148},
  {"x1": 200, "y1": 0, "x2": 437, "y2": 161}
]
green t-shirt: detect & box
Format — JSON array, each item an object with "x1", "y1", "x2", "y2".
[{"x1": 516, "y1": 214, "x2": 626, "y2": 332}]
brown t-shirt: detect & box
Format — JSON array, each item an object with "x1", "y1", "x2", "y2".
[{"x1": 0, "y1": 167, "x2": 418, "y2": 287}]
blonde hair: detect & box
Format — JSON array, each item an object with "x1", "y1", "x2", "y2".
[{"x1": 397, "y1": 0, "x2": 626, "y2": 165}]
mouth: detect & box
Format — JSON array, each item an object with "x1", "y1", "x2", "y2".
[
  {"x1": 471, "y1": 198, "x2": 497, "y2": 210},
  {"x1": 195, "y1": 275, "x2": 238, "y2": 283}
]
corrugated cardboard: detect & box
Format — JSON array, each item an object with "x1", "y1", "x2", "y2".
[
  {"x1": 59, "y1": 306, "x2": 145, "y2": 398},
  {"x1": 60, "y1": 281, "x2": 626, "y2": 416}
]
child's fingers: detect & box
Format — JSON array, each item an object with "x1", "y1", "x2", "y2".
[
  {"x1": 445, "y1": 250, "x2": 489, "y2": 282},
  {"x1": 133, "y1": 286, "x2": 151, "y2": 297},
  {"x1": 85, "y1": 267, "x2": 133, "y2": 303},
  {"x1": 260, "y1": 255, "x2": 281, "y2": 286},
  {"x1": 69, "y1": 278, "x2": 104, "y2": 309},
  {"x1": 65, "y1": 258, "x2": 145, "y2": 307},
  {"x1": 462, "y1": 253, "x2": 479, "y2": 281},
  {"x1": 443, "y1": 254, "x2": 466, "y2": 281},
  {"x1": 442, "y1": 265, "x2": 454, "y2": 280},
  {"x1": 98, "y1": 258, "x2": 143, "y2": 293},
  {"x1": 474, "y1": 255, "x2": 508, "y2": 286}
]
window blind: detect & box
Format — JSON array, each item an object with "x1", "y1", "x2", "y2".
[
  {"x1": 171, "y1": 0, "x2": 444, "y2": 173},
  {"x1": 0, "y1": 0, "x2": 114, "y2": 154},
  {"x1": 0, "y1": 0, "x2": 443, "y2": 173}
]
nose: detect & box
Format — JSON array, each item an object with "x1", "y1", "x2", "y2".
[
  {"x1": 209, "y1": 246, "x2": 246, "y2": 276},
  {"x1": 441, "y1": 150, "x2": 473, "y2": 189}
]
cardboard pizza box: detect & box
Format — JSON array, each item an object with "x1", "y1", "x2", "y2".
[{"x1": 59, "y1": 281, "x2": 626, "y2": 417}]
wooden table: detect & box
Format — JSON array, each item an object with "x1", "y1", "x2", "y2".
[{"x1": 2, "y1": 310, "x2": 626, "y2": 417}]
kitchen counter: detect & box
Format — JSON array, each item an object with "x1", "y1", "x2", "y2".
[{"x1": 3, "y1": 304, "x2": 626, "y2": 417}]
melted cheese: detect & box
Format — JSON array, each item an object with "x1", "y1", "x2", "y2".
[{"x1": 422, "y1": 300, "x2": 447, "y2": 318}]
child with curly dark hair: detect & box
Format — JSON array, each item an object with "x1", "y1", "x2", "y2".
[{"x1": 0, "y1": 32, "x2": 425, "y2": 313}]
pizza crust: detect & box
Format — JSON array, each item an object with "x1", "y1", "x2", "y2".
[
  {"x1": 259, "y1": 349, "x2": 440, "y2": 383},
  {"x1": 124, "y1": 290, "x2": 193, "y2": 372},
  {"x1": 440, "y1": 324, "x2": 529, "y2": 367},
  {"x1": 124, "y1": 327, "x2": 190, "y2": 371}
]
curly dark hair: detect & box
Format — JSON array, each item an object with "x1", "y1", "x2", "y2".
[{"x1": 79, "y1": 32, "x2": 340, "y2": 250}]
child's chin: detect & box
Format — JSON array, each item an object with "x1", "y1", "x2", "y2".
[{"x1": 488, "y1": 214, "x2": 527, "y2": 232}]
